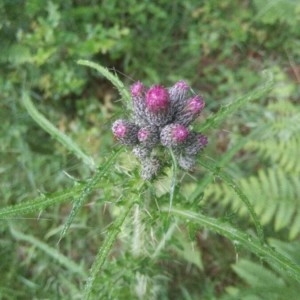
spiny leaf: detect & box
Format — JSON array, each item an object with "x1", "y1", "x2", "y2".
[
  {"x1": 77, "y1": 59, "x2": 131, "y2": 108},
  {"x1": 198, "y1": 157, "x2": 265, "y2": 244},
  {"x1": 0, "y1": 186, "x2": 82, "y2": 219},
  {"x1": 165, "y1": 207, "x2": 300, "y2": 283},
  {"x1": 189, "y1": 125, "x2": 268, "y2": 203},
  {"x1": 59, "y1": 148, "x2": 121, "y2": 241}
]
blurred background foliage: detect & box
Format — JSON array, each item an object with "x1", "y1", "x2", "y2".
[{"x1": 0, "y1": 0, "x2": 299, "y2": 299}]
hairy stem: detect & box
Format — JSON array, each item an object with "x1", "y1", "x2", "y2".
[{"x1": 169, "y1": 149, "x2": 178, "y2": 213}]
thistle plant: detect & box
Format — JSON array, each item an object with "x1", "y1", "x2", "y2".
[
  {"x1": 3, "y1": 60, "x2": 300, "y2": 300},
  {"x1": 112, "y1": 81, "x2": 207, "y2": 179}
]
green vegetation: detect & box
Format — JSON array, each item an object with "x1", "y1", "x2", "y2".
[{"x1": 1, "y1": 0, "x2": 299, "y2": 299}]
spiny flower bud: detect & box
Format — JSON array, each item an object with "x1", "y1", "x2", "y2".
[
  {"x1": 145, "y1": 85, "x2": 172, "y2": 126},
  {"x1": 169, "y1": 80, "x2": 190, "y2": 102},
  {"x1": 185, "y1": 133, "x2": 208, "y2": 155},
  {"x1": 131, "y1": 81, "x2": 145, "y2": 98},
  {"x1": 187, "y1": 96, "x2": 205, "y2": 114},
  {"x1": 160, "y1": 124, "x2": 189, "y2": 147},
  {"x1": 138, "y1": 127, "x2": 160, "y2": 148},
  {"x1": 146, "y1": 85, "x2": 169, "y2": 112},
  {"x1": 112, "y1": 119, "x2": 139, "y2": 145},
  {"x1": 169, "y1": 80, "x2": 190, "y2": 115},
  {"x1": 169, "y1": 80, "x2": 190, "y2": 121},
  {"x1": 112, "y1": 80, "x2": 208, "y2": 179},
  {"x1": 131, "y1": 81, "x2": 148, "y2": 126},
  {"x1": 175, "y1": 95, "x2": 205, "y2": 126}
]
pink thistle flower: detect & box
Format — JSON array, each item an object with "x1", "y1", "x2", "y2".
[
  {"x1": 112, "y1": 119, "x2": 139, "y2": 145},
  {"x1": 160, "y1": 124, "x2": 189, "y2": 147},
  {"x1": 131, "y1": 81, "x2": 145, "y2": 98},
  {"x1": 137, "y1": 127, "x2": 159, "y2": 148},
  {"x1": 146, "y1": 85, "x2": 170, "y2": 113},
  {"x1": 186, "y1": 96, "x2": 205, "y2": 114},
  {"x1": 175, "y1": 95, "x2": 205, "y2": 126}
]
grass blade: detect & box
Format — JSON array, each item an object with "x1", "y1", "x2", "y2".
[
  {"x1": 10, "y1": 227, "x2": 87, "y2": 277},
  {"x1": 22, "y1": 92, "x2": 95, "y2": 170}
]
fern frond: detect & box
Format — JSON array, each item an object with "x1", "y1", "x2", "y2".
[
  {"x1": 266, "y1": 101, "x2": 300, "y2": 133},
  {"x1": 227, "y1": 259, "x2": 300, "y2": 300},
  {"x1": 246, "y1": 101, "x2": 300, "y2": 173},
  {"x1": 224, "y1": 239, "x2": 300, "y2": 299},
  {"x1": 204, "y1": 167, "x2": 300, "y2": 239},
  {"x1": 247, "y1": 136, "x2": 300, "y2": 173}
]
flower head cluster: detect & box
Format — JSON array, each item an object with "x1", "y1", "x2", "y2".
[{"x1": 112, "y1": 80, "x2": 207, "y2": 180}]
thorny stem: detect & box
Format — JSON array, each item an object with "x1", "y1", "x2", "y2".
[
  {"x1": 169, "y1": 149, "x2": 178, "y2": 213},
  {"x1": 84, "y1": 200, "x2": 136, "y2": 300}
]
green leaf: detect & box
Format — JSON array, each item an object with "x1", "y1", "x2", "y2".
[
  {"x1": 77, "y1": 60, "x2": 131, "y2": 108},
  {"x1": 0, "y1": 187, "x2": 81, "y2": 219},
  {"x1": 165, "y1": 207, "x2": 300, "y2": 283},
  {"x1": 199, "y1": 157, "x2": 265, "y2": 244},
  {"x1": 59, "y1": 148, "x2": 121, "y2": 241}
]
